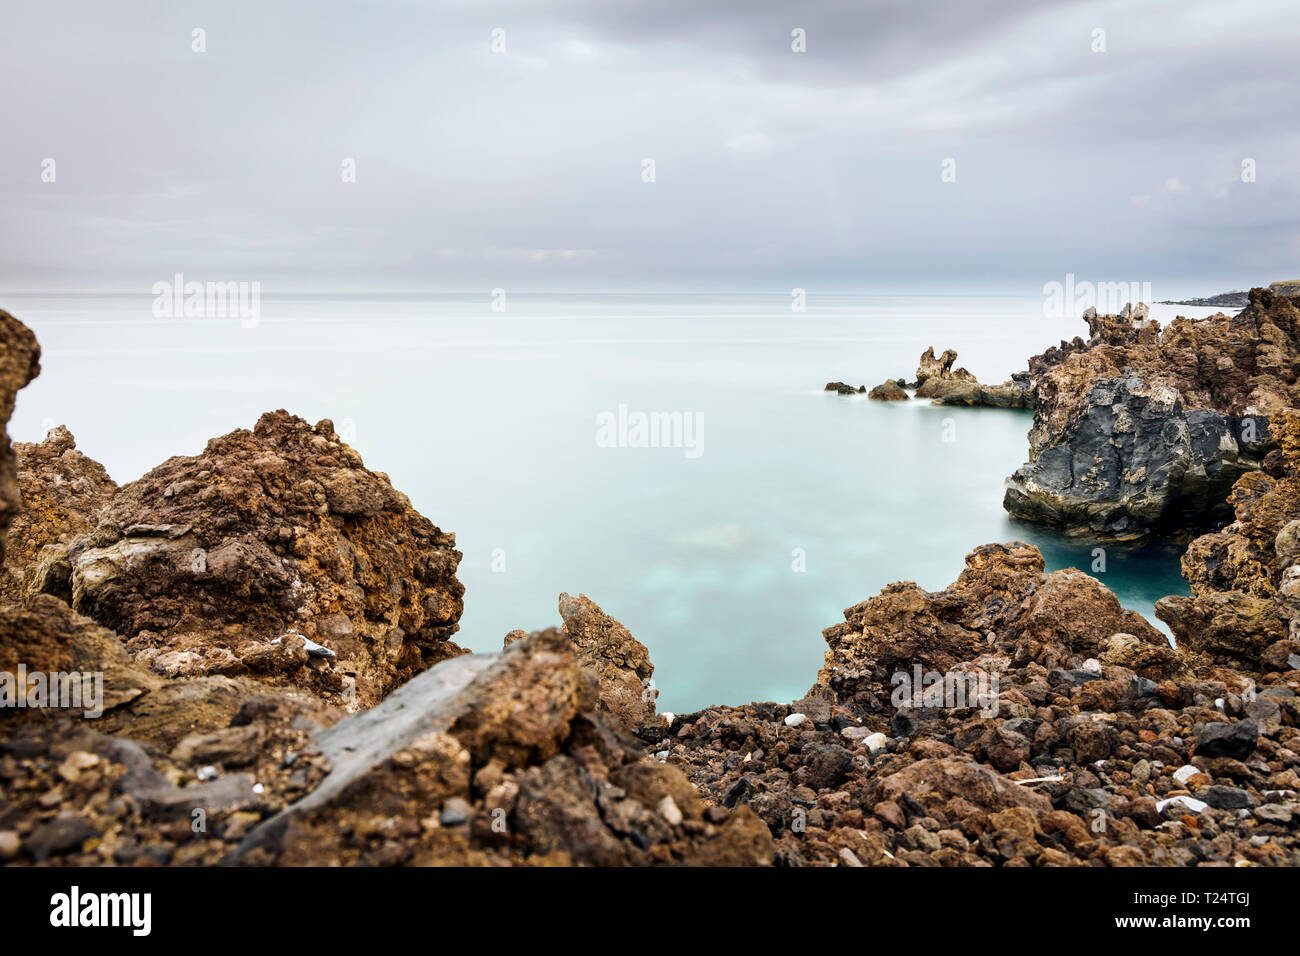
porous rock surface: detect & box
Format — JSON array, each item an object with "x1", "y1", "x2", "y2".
[
  {"x1": 62, "y1": 410, "x2": 466, "y2": 708},
  {"x1": 1005, "y1": 291, "x2": 1300, "y2": 538}
]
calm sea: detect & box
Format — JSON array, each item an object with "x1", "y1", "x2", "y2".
[{"x1": 6, "y1": 292, "x2": 1219, "y2": 712}]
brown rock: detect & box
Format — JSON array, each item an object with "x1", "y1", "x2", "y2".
[{"x1": 67, "y1": 410, "x2": 465, "y2": 707}]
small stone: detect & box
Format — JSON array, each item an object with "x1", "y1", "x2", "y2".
[
  {"x1": 57, "y1": 750, "x2": 100, "y2": 783},
  {"x1": 1254, "y1": 804, "x2": 1293, "y2": 824},
  {"x1": 1195, "y1": 720, "x2": 1258, "y2": 760},
  {"x1": 784, "y1": 713, "x2": 807, "y2": 727},
  {"x1": 1156, "y1": 795, "x2": 1208, "y2": 815},
  {"x1": 26, "y1": 813, "x2": 98, "y2": 862},
  {"x1": 0, "y1": 831, "x2": 19, "y2": 860},
  {"x1": 874, "y1": 801, "x2": 906, "y2": 829},
  {"x1": 838, "y1": 847, "x2": 864, "y2": 867},
  {"x1": 657, "y1": 795, "x2": 683, "y2": 826},
  {"x1": 1200, "y1": 786, "x2": 1254, "y2": 810},
  {"x1": 862, "y1": 732, "x2": 889, "y2": 753},
  {"x1": 440, "y1": 796, "x2": 472, "y2": 827},
  {"x1": 1171, "y1": 764, "x2": 1200, "y2": 786}
]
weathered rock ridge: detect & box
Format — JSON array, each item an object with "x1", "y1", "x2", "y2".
[
  {"x1": 864, "y1": 347, "x2": 1033, "y2": 408},
  {"x1": 50, "y1": 410, "x2": 467, "y2": 709},
  {"x1": 1005, "y1": 290, "x2": 1300, "y2": 539}
]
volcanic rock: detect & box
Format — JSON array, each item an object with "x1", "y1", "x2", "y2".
[
  {"x1": 66, "y1": 410, "x2": 466, "y2": 708},
  {"x1": 1005, "y1": 290, "x2": 1300, "y2": 538}
]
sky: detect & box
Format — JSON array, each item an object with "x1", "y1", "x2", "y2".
[{"x1": 0, "y1": 0, "x2": 1297, "y2": 294}]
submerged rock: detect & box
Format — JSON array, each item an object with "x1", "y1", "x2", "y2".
[
  {"x1": 825, "y1": 381, "x2": 865, "y2": 395},
  {"x1": 868, "y1": 380, "x2": 909, "y2": 401}
]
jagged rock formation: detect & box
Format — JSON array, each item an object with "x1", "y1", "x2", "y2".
[
  {"x1": 231, "y1": 628, "x2": 770, "y2": 866},
  {"x1": 1, "y1": 427, "x2": 117, "y2": 604},
  {"x1": 0, "y1": 309, "x2": 775, "y2": 868},
  {"x1": 915, "y1": 346, "x2": 1033, "y2": 408},
  {"x1": 1005, "y1": 290, "x2": 1300, "y2": 539},
  {"x1": 1156, "y1": 408, "x2": 1300, "y2": 668},
  {"x1": 867, "y1": 380, "x2": 909, "y2": 401},
  {"x1": 505, "y1": 592, "x2": 656, "y2": 733},
  {"x1": 824, "y1": 381, "x2": 865, "y2": 395},
  {"x1": 55, "y1": 410, "x2": 466, "y2": 708},
  {"x1": 0, "y1": 310, "x2": 41, "y2": 569},
  {"x1": 657, "y1": 542, "x2": 1298, "y2": 866}
]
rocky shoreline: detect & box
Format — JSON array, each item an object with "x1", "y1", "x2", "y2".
[{"x1": 2, "y1": 295, "x2": 1298, "y2": 867}]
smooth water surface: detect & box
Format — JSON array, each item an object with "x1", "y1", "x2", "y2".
[{"x1": 5, "y1": 293, "x2": 1213, "y2": 712}]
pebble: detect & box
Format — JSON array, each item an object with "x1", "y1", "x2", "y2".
[
  {"x1": 1255, "y1": 804, "x2": 1294, "y2": 824},
  {"x1": 784, "y1": 713, "x2": 807, "y2": 727},
  {"x1": 1156, "y1": 795, "x2": 1208, "y2": 815},
  {"x1": 0, "y1": 830, "x2": 18, "y2": 861},
  {"x1": 1171, "y1": 764, "x2": 1200, "y2": 786},
  {"x1": 838, "y1": 847, "x2": 864, "y2": 867},
  {"x1": 657, "y1": 796, "x2": 683, "y2": 826},
  {"x1": 862, "y1": 733, "x2": 889, "y2": 753},
  {"x1": 440, "y1": 797, "x2": 472, "y2": 826}
]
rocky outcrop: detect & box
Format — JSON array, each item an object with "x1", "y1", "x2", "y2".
[
  {"x1": 229, "y1": 628, "x2": 771, "y2": 866},
  {"x1": 0, "y1": 309, "x2": 41, "y2": 569},
  {"x1": 60, "y1": 410, "x2": 465, "y2": 708},
  {"x1": 911, "y1": 347, "x2": 1031, "y2": 407},
  {"x1": 505, "y1": 592, "x2": 656, "y2": 734},
  {"x1": 810, "y1": 542, "x2": 1171, "y2": 708},
  {"x1": 868, "y1": 380, "x2": 909, "y2": 401},
  {"x1": 1155, "y1": 408, "x2": 1300, "y2": 668},
  {"x1": 654, "y1": 542, "x2": 1298, "y2": 867},
  {"x1": 1005, "y1": 290, "x2": 1300, "y2": 539},
  {"x1": 824, "y1": 381, "x2": 865, "y2": 395},
  {"x1": 1, "y1": 427, "x2": 117, "y2": 604}
]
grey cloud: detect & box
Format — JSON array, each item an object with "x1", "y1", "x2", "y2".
[{"x1": 0, "y1": 0, "x2": 1295, "y2": 292}]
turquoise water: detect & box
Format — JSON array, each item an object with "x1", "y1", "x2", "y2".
[{"x1": 4, "y1": 293, "x2": 1204, "y2": 713}]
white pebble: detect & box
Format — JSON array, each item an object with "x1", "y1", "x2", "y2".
[
  {"x1": 1172, "y1": 764, "x2": 1200, "y2": 786},
  {"x1": 1156, "y1": 795, "x2": 1208, "y2": 814},
  {"x1": 1082, "y1": 658, "x2": 1102, "y2": 675},
  {"x1": 863, "y1": 732, "x2": 888, "y2": 753},
  {"x1": 657, "y1": 796, "x2": 683, "y2": 826},
  {"x1": 784, "y1": 713, "x2": 807, "y2": 727}
]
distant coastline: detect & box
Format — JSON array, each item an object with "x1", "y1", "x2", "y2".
[{"x1": 1160, "y1": 280, "x2": 1300, "y2": 309}]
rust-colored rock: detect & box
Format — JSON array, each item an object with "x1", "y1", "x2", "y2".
[
  {"x1": 2, "y1": 427, "x2": 118, "y2": 604},
  {"x1": 0, "y1": 309, "x2": 41, "y2": 568},
  {"x1": 67, "y1": 410, "x2": 465, "y2": 708}
]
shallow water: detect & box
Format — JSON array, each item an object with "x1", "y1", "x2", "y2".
[{"x1": 5, "y1": 292, "x2": 1215, "y2": 713}]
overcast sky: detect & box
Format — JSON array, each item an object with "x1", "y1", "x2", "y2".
[{"x1": 1, "y1": 0, "x2": 1297, "y2": 293}]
